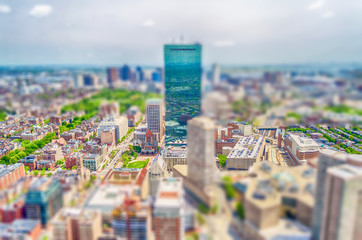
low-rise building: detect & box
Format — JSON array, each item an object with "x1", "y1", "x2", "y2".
[
  {"x1": 141, "y1": 129, "x2": 158, "y2": 154},
  {"x1": 284, "y1": 133, "x2": 320, "y2": 165},
  {"x1": 99, "y1": 116, "x2": 128, "y2": 141},
  {"x1": 0, "y1": 219, "x2": 42, "y2": 240},
  {"x1": 226, "y1": 136, "x2": 265, "y2": 170},
  {"x1": 50, "y1": 115, "x2": 62, "y2": 125},
  {"x1": 100, "y1": 126, "x2": 116, "y2": 145},
  {"x1": 60, "y1": 132, "x2": 76, "y2": 142},
  {"x1": 65, "y1": 152, "x2": 85, "y2": 169},
  {"x1": 42, "y1": 143, "x2": 64, "y2": 162},
  {"x1": 0, "y1": 200, "x2": 25, "y2": 223},
  {"x1": 83, "y1": 153, "x2": 102, "y2": 172},
  {"x1": 161, "y1": 145, "x2": 187, "y2": 171},
  {"x1": 84, "y1": 184, "x2": 135, "y2": 222},
  {"x1": 127, "y1": 106, "x2": 142, "y2": 127},
  {"x1": 134, "y1": 126, "x2": 148, "y2": 144},
  {"x1": 99, "y1": 102, "x2": 119, "y2": 119},
  {"x1": 0, "y1": 163, "x2": 25, "y2": 190}
]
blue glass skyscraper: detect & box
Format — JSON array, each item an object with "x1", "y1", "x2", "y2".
[
  {"x1": 120, "y1": 64, "x2": 132, "y2": 81},
  {"x1": 164, "y1": 44, "x2": 202, "y2": 143}
]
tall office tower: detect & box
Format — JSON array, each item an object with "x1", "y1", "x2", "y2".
[
  {"x1": 74, "y1": 75, "x2": 84, "y2": 88},
  {"x1": 320, "y1": 164, "x2": 362, "y2": 240},
  {"x1": 120, "y1": 64, "x2": 132, "y2": 81},
  {"x1": 154, "y1": 178, "x2": 184, "y2": 240},
  {"x1": 83, "y1": 74, "x2": 99, "y2": 87},
  {"x1": 211, "y1": 63, "x2": 220, "y2": 86},
  {"x1": 152, "y1": 68, "x2": 163, "y2": 82},
  {"x1": 187, "y1": 117, "x2": 216, "y2": 192},
  {"x1": 136, "y1": 66, "x2": 144, "y2": 82},
  {"x1": 25, "y1": 178, "x2": 63, "y2": 226},
  {"x1": 107, "y1": 67, "x2": 118, "y2": 85},
  {"x1": 312, "y1": 149, "x2": 356, "y2": 240},
  {"x1": 52, "y1": 208, "x2": 102, "y2": 240},
  {"x1": 146, "y1": 99, "x2": 163, "y2": 143},
  {"x1": 164, "y1": 43, "x2": 202, "y2": 143}
]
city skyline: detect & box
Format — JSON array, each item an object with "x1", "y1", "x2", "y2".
[
  {"x1": 1, "y1": 1, "x2": 362, "y2": 239},
  {"x1": 1, "y1": 0, "x2": 362, "y2": 65}
]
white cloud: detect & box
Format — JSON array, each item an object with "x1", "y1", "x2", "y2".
[
  {"x1": 142, "y1": 20, "x2": 155, "y2": 27},
  {"x1": 0, "y1": 4, "x2": 11, "y2": 14},
  {"x1": 322, "y1": 10, "x2": 335, "y2": 18},
  {"x1": 29, "y1": 4, "x2": 53, "y2": 18},
  {"x1": 213, "y1": 40, "x2": 235, "y2": 47},
  {"x1": 308, "y1": 0, "x2": 325, "y2": 11}
]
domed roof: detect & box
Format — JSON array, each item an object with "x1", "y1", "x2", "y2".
[{"x1": 272, "y1": 171, "x2": 295, "y2": 185}]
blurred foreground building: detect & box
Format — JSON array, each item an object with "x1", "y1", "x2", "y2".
[
  {"x1": 112, "y1": 195, "x2": 151, "y2": 240},
  {"x1": 52, "y1": 208, "x2": 102, "y2": 240},
  {"x1": 312, "y1": 149, "x2": 362, "y2": 240},
  {"x1": 0, "y1": 219, "x2": 42, "y2": 239},
  {"x1": 0, "y1": 163, "x2": 25, "y2": 190},
  {"x1": 244, "y1": 161, "x2": 315, "y2": 240},
  {"x1": 25, "y1": 178, "x2": 63, "y2": 226},
  {"x1": 174, "y1": 117, "x2": 216, "y2": 207},
  {"x1": 320, "y1": 164, "x2": 362, "y2": 240},
  {"x1": 154, "y1": 178, "x2": 184, "y2": 240}
]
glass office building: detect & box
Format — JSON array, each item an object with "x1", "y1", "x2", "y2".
[{"x1": 164, "y1": 44, "x2": 202, "y2": 143}]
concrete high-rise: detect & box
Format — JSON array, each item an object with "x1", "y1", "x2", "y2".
[
  {"x1": 312, "y1": 149, "x2": 362, "y2": 240},
  {"x1": 136, "y1": 66, "x2": 144, "y2": 82},
  {"x1": 320, "y1": 164, "x2": 362, "y2": 240},
  {"x1": 186, "y1": 117, "x2": 216, "y2": 206},
  {"x1": 107, "y1": 67, "x2": 118, "y2": 85},
  {"x1": 164, "y1": 44, "x2": 202, "y2": 143},
  {"x1": 211, "y1": 63, "x2": 220, "y2": 86},
  {"x1": 146, "y1": 99, "x2": 163, "y2": 143},
  {"x1": 154, "y1": 178, "x2": 184, "y2": 240}
]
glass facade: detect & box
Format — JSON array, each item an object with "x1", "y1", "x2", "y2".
[{"x1": 164, "y1": 44, "x2": 202, "y2": 143}]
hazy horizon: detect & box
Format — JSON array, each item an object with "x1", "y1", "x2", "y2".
[{"x1": 1, "y1": 0, "x2": 362, "y2": 65}]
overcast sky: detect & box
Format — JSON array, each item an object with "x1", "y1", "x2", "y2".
[{"x1": 0, "y1": 0, "x2": 362, "y2": 66}]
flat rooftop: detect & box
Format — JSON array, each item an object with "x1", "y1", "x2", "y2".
[
  {"x1": 328, "y1": 164, "x2": 362, "y2": 179},
  {"x1": 227, "y1": 136, "x2": 264, "y2": 159},
  {"x1": 84, "y1": 184, "x2": 134, "y2": 214},
  {"x1": 173, "y1": 165, "x2": 188, "y2": 177},
  {"x1": 289, "y1": 133, "x2": 319, "y2": 148},
  {"x1": 246, "y1": 161, "x2": 316, "y2": 209},
  {"x1": 162, "y1": 146, "x2": 187, "y2": 158},
  {"x1": 155, "y1": 178, "x2": 183, "y2": 208}
]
